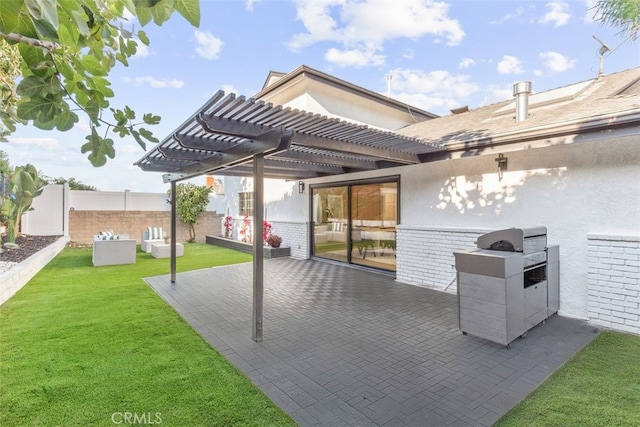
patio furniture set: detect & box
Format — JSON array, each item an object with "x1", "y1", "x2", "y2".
[{"x1": 92, "y1": 227, "x2": 183, "y2": 266}]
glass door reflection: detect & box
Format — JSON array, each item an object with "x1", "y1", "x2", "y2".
[
  {"x1": 351, "y1": 182, "x2": 397, "y2": 271},
  {"x1": 312, "y1": 186, "x2": 348, "y2": 263}
]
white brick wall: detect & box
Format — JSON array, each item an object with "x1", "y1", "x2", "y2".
[
  {"x1": 270, "y1": 221, "x2": 309, "y2": 260},
  {"x1": 396, "y1": 226, "x2": 489, "y2": 293},
  {"x1": 587, "y1": 234, "x2": 640, "y2": 335}
]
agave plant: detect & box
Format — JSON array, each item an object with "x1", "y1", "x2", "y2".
[{"x1": 0, "y1": 164, "x2": 45, "y2": 244}]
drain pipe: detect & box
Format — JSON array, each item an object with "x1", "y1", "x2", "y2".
[{"x1": 513, "y1": 81, "x2": 532, "y2": 122}]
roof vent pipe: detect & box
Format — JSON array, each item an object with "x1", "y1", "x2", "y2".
[{"x1": 513, "y1": 81, "x2": 532, "y2": 122}]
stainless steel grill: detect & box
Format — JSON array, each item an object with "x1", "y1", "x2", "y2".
[{"x1": 454, "y1": 227, "x2": 559, "y2": 348}]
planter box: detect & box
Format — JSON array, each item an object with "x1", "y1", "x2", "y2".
[{"x1": 205, "y1": 235, "x2": 290, "y2": 258}]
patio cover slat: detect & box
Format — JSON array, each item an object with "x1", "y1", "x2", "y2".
[{"x1": 134, "y1": 90, "x2": 443, "y2": 181}]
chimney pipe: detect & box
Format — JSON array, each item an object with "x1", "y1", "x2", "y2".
[{"x1": 513, "y1": 81, "x2": 532, "y2": 122}]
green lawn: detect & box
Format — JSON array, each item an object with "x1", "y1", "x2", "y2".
[
  {"x1": 496, "y1": 330, "x2": 640, "y2": 427},
  {"x1": 0, "y1": 244, "x2": 296, "y2": 427}
]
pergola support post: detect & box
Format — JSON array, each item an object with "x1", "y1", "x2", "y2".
[
  {"x1": 170, "y1": 180, "x2": 177, "y2": 283},
  {"x1": 252, "y1": 153, "x2": 264, "y2": 342}
]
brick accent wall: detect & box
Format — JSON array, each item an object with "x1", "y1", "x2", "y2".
[
  {"x1": 587, "y1": 234, "x2": 640, "y2": 335},
  {"x1": 270, "y1": 221, "x2": 309, "y2": 260},
  {"x1": 69, "y1": 210, "x2": 223, "y2": 245},
  {"x1": 396, "y1": 226, "x2": 489, "y2": 292}
]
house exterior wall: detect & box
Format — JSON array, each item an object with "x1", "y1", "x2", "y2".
[
  {"x1": 400, "y1": 133, "x2": 639, "y2": 320},
  {"x1": 297, "y1": 131, "x2": 639, "y2": 323}
]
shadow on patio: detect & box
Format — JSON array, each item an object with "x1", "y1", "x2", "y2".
[{"x1": 145, "y1": 258, "x2": 597, "y2": 427}]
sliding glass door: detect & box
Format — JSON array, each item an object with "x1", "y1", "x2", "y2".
[
  {"x1": 312, "y1": 179, "x2": 398, "y2": 272},
  {"x1": 312, "y1": 186, "x2": 348, "y2": 263}
]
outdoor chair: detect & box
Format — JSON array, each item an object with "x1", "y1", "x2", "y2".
[{"x1": 141, "y1": 227, "x2": 165, "y2": 252}]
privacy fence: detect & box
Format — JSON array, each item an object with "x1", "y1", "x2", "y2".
[{"x1": 21, "y1": 185, "x2": 223, "y2": 244}]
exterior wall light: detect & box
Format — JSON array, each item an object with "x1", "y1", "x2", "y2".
[{"x1": 298, "y1": 181, "x2": 305, "y2": 194}]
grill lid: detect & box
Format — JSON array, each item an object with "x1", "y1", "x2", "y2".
[{"x1": 476, "y1": 227, "x2": 547, "y2": 253}]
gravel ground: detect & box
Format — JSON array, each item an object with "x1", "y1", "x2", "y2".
[{"x1": 1, "y1": 235, "x2": 63, "y2": 274}]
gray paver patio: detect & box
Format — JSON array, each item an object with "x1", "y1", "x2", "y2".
[{"x1": 145, "y1": 258, "x2": 598, "y2": 426}]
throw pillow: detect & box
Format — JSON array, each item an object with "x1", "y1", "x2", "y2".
[{"x1": 147, "y1": 227, "x2": 163, "y2": 240}]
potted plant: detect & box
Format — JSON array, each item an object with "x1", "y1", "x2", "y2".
[{"x1": 266, "y1": 234, "x2": 282, "y2": 248}]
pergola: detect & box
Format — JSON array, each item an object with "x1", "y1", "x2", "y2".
[{"x1": 135, "y1": 90, "x2": 443, "y2": 341}]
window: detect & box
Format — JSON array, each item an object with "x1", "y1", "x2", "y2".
[{"x1": 238, "y1": 191, "x2": 254, "y2": 216}]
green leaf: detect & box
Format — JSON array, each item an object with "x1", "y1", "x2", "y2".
[
  {"x1": 16, "y1": 96, "x2": 54, "y2": 121},
  {"x1": 149, "y1": 0, "x2": 175, "y2": 26},
  {"x1": 0, "y1": 0, "x2": 23, "y2": 33},
  {"x1": 124, "y1": 106, "x2": 135, "y2": 120},
  {"x1": 16, "y1": 76, "x2": 47, "y2": 98},
  {"x1": 57, "y1": 19, "x2": 78, "y2": 50},
  {"x1": 112, "y1": 108, "x2": 126, "y2": 123},
  {"x1": 81, "y1": 55, "x2": 107, "y2": 76},
  {"x1": 135, "y1": 6, "x2": 152, "y2": 26},
  {"x1": 143, "y1": 113, "x2": 161, "y2": 125},
  {"x1": 81, "y1": 127, "x2": 115, "y2": 167},
  {"x1": 175, "y1": 0, "x2": 200, "y2": 27},
  {"x1": 130, "y1": 128, "x2": 145, "y2": 150},
  {"x1": 138, "y1": 127, "x2": 158, "y2": 143},
  {"x1": 55, "y1": 108, "x2": 78, "y2": 131},
  {"x1": 71, "y1": 8, "x2": 90, "y2": 36},
  {"x1": 138, "y1": 30, "x2": 150, "y2": 45},
  {"x1": 32, "y1": 17, "x2": 59, "y2": 41},
  {"x1": 113, "y1": 124, "x2": 129, "y2": 137},
  {"x1": 26, "y1": 0, "x2": 59, "y2": 30}
]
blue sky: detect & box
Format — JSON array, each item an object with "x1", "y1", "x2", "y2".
[{"x1": 4, "y1": 0, "x2": 639, "y2": 193}]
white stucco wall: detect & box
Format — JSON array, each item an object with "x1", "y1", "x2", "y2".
[{"x1": 398, "y1": 134, "x2": 639, "y2": 320}]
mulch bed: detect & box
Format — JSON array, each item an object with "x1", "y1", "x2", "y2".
[{"x1": 1, "y1": 235, "x2": 63, "y2": 264}]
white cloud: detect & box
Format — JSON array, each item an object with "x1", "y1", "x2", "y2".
[
  {"x1": 6, "y1": 137, "x2": 61, "y2": 150},
  {"x1": 491, "y1": 6, "x2": 526, "y2": 24},
  {"x1": 387, "y1": 68, "x2": 480, "y2": 113},
  {"x1": 122, "y1": 76, "x2": 185, "y2": 88},
  {"x1": 539, "y1": 1, "x2": 571, "y2": 27},
  {"x1": 538, "y1": 51, "x2": 576, "y2": 72},
  {"x1": 288, "y1": 0, "x2": 465, "y2": 67},
  {"x1": 458, "y1": 58, "x2": 476, "y2": 69},
  {"x1": 246, "y1": 0, "x2": 260, "y2": 12},
  {"x1": 194, "y1": 30, "x2": 223, "y2": 60},
  {"x1": 482, "y1": 84, "x2": 514, "y2": 106},
  {"x1": 402, "y1": 48, "x2": 415, "y2": 59},
  {"x1": 325, "y1": 47, "x2": 385, "y2": 67},
  {"x1": 497, "y1": 55, "x2": 524, "y2": 74},
  {"x1": 221, "y1": 84, "x2": 239, "y2": 94}
]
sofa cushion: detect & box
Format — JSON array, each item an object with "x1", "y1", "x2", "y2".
[{"x1": 147, "y1": 227, "x2": 163, "y2": 240}]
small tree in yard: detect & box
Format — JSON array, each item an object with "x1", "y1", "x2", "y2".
[
  {"x1": 1, "y1": 164, "x2": 45, "y2": 244},
  {"x1": 170, "y1": 183, "x2": 212, "y2": 243}
]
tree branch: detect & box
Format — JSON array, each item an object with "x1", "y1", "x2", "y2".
[{"x1": 0, "y1": 32, "x2": 61, "y2": 51}]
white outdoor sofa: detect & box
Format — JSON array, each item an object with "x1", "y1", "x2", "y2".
[
  {"x1": 92, "y1": 235, "x2": 136, "y2": 266},
  {"x1": 141, "y1": 227, "x2": 165, "y2": 253}
]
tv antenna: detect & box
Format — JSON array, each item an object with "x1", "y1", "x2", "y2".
[{"x1": 592, "y1": 35, "x2": 611, "y2": 77}]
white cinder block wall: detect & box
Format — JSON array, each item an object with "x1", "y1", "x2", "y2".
[
  {"x1": 270, "y1": 221, "x2": 310, "y2": 260},
  {"x1": 587, "y1": 234, "x2": 640, "y2": 335},
  {"x1": 396, "y1": 227, "x2": 489, "y2": 293}
]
